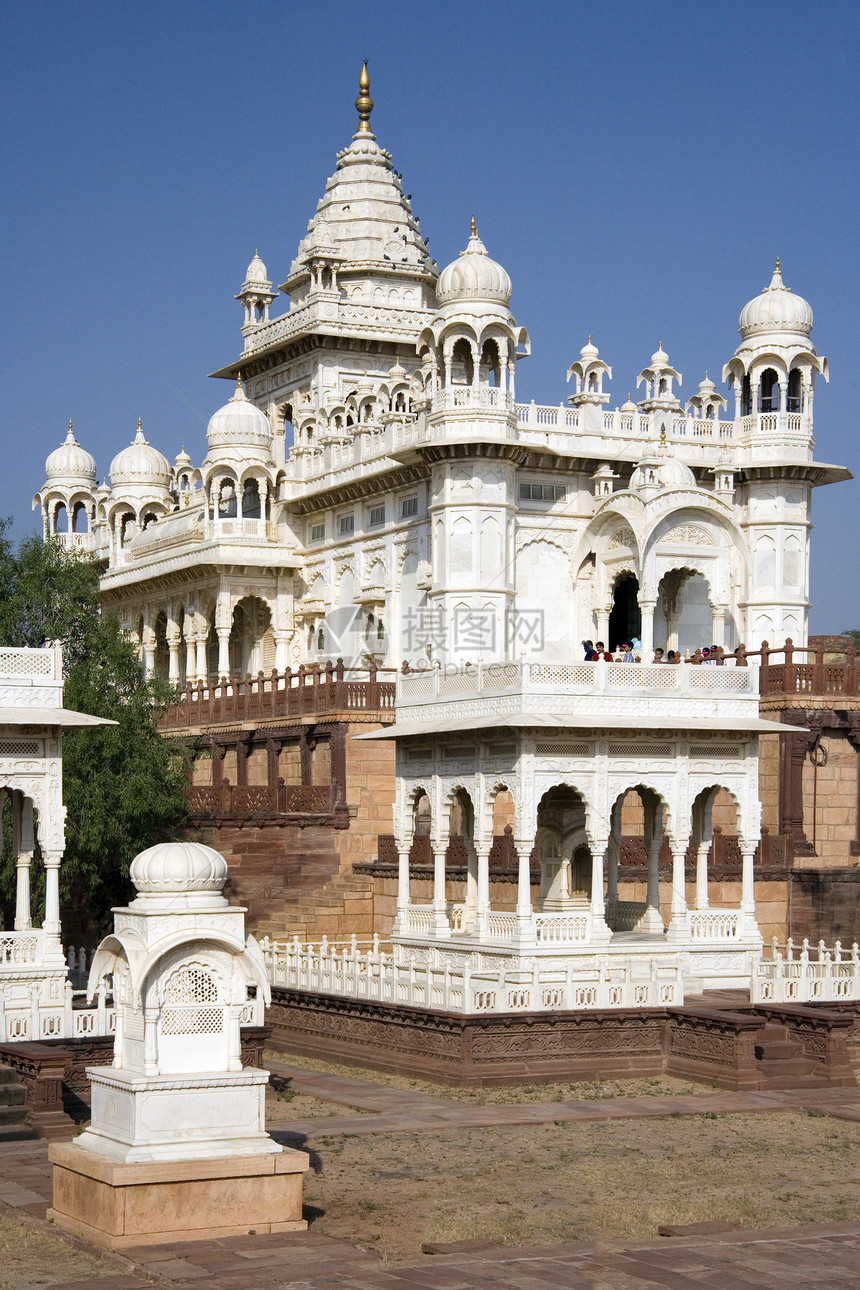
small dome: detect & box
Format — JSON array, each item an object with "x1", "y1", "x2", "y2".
[
  {"x1": 206, "y1": 377, "x2": 272, "y2": 452},
  {"x1": 739, "y1": 260, "x2": 813, "y2": 339},
  {"x1": 245, "y1": 250, "x2": 269, "y2": 284},
  {"x1": 109, "y1": 421, "x2": 172, "y2": 489},
  {"x1": 174, "y1": 446, "x2": 192, "y2": 468},
  {"x1": 650, "y1": 343, "x2": 670, "y2": 369},
  {"x1": 630, "y1": 447, "x2": 696, "y2": 493},
  {"x1": 129, "y1": 841, "x2": 228, "y2": 905},
  {"x1": 621, "y1": 393, "x2": 638, "y2": 413},
  {"x1": 46, "y1": 422, "x2": 97, "y2": 483},
  {"x1": 388, "y1": 360, "x2": 407, "y2": 381},
  {"x1": 697, "y1": 373, "x2": 716, "y2": 395},
  {"x1": 580, "y1": 338, "x2": 599, "y2": 362},
  {"x1": 436, "y1": 220, "x2": 512, "y2": 308}
]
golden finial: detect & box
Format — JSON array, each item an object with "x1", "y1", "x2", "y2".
[
  {"x1": 470, "y1": 215, "x2": 477, "y2": 237},
  {"x1": 660, "y1": 423, "x2": 667, "y2": 445},
  {"x1": 705, "y1": 370, "x2": 709, "y2": 379},
  {"x1": 588, "y1": 334, "x2": 591, "y2": 344},
  {"x1": 137, "y1": 417, "x2": 142, "y2": 431},
  {"x1": 355, "y1": 61, "x2": 373, "y2": 133},
  {"x1": 775, "y1": 255, "x2": 781, "y2": 271},
  {"x1": 235, "y1": 370, "x2": 244, "y2": 394}
]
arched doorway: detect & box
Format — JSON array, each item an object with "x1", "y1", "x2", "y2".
[
  {"x1": 655, "y1": 568, "x2": 711, "y2": 656},
  {"x1": 535, "y1": 784, "x2": 591, "y2": 911},
  {"x1": 609, "y1": 575, "x2": 641, "y2": 651}
]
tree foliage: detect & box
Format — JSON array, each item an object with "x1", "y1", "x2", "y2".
[
  {"x1": 842, "y1": 628, "x2": 860, "y2": 650},
  {"x1": 0, "y1": 525, "x2": 188, "y2": 929}
]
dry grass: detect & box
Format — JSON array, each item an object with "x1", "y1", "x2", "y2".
[
  {"x1": 302, "y1": 1112, "x2": 860, "y2": 1264},
  {"x1": 0, "y1": 1210, "x2": 118, "y2": 1289},
  {"x1": 264, "y1": 1048, "x2": 705, "y2": 1103}
]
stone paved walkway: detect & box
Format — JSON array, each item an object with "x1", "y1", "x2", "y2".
[{"x1": 3, "y1": 1064, "x2": 859, "y2": 1288}]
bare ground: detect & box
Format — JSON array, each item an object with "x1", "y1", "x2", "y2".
[
  {"x1": 301, "y1": 1112, "x2": 860, "y2": 1264},
  {"x1": 0, "y1": 1211, "x2": 121, "y2": 1290}
]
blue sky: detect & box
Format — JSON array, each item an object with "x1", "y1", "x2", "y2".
[{"x1": 3, "y1": 0, "x2": 859, "y2": 633}]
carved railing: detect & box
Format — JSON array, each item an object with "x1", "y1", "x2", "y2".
[
  {"x1": 688, "y1": 910, "x2": 741, "y2": 940},
  {"x1": 261, "y1": 935, "x2": 683, "y2": 1013},
  {"x1": 606, "y1": 900, "x2": 648, "y2": 932},
  {"x1": 159, "y1": 660, "x2": 397, "y2": 731},
  {"x1": 750, "y1": 637, "x2": 860, "y2": 699},
  {"x1": 186, "y1": 781, "x2": 336, "y2": 820},
  {"x1": 752, "y1": 937, "x2": 860, "y2": 1004}
]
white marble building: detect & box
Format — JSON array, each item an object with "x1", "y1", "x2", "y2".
[{"x1": 34, "y1": 66, "x2": 848, "y2": 679}]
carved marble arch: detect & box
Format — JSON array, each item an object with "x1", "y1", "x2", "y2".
[
  {"x1": 444, "y1": 783, "x2": 477, "y2": 849},
  {"x1": 483, "y1": 781, "x2": 516, "y2": 840},
  {"x1": 608, "y1": 781, "x2": 675, "y2": 846}
]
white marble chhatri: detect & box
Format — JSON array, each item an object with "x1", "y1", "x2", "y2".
[{"x1": 75, "y1": 841, "x2": 276, "y2": 1164}]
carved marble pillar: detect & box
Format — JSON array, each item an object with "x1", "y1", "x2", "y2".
[
  {"x1": 195, "y1": 633, "x2": 209, "y2": 683},
  {"x1": 184, "y1": 631, "x2": 196, "y2": 685},
  {"x1": 695, "y1": 840, "x2": 710, "y2": 910},
  {"x1": 14, "y1": 795, "x2": 33, "y2": 931},
  {"x1": 475, "y1": 846, "x2": 491, "y2": 935},
  {"x1": 430, "y1": 834, "x2": 449, "y2": 935},
  {"x1": 740, "y1": 845, "x2": 756, "y2": 918},
  {"x1": 395, "y1": 839, "x2": 410, "y2": 924},
  {"x1": 42, "y1": 852, "x2": 63, "y2": 949},
  {"x1": 217, "y1": 629, "x2": 231, "y2": 679},
  {"x1": 167, "y1": 634, "x2": 181, "y2": 685},
  {"x1": 666, "y1": 842, "x2": 689, "y2": 942},
  {"x1": 639, "y1": 599, "x2": 656, "y2": 655},
  {"x1": 514, "y1": 835, "x2": 533, "y2": 928}
]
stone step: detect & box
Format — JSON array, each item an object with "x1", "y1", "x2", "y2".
[
  {"x1": 0, "y1": 1125, "x2": 38, "y2": 1143},
  {"x1": 0, "y1": 1099, "x2": 35, "y2": 1123},
  {"x1": 0, "y1": 1085, "x2": 28, "y2": 1107}
]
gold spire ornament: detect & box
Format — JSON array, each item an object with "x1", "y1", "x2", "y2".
[
  {"x1": 470, "y1": 215, "x2": 477, "y2": 236},
  {"x1": 355, "y1": 62, "x2": 373, "y2": 133}
]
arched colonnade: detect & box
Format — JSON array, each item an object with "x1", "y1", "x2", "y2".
[{"x1": 392, "y1": 741, "x2": 761, "y2": 945}]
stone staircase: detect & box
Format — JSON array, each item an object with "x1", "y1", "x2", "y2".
[
  {"x1": 0, "y1": 1066, "x2": 37, "y2": 1142},
  {"x1": 753, "y1": 1021, "x2": 824, "y2": 1088}
]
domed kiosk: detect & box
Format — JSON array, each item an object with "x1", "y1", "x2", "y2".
[{"x1": 48, "y1": 841, "x2": 308, "y2": 1249}]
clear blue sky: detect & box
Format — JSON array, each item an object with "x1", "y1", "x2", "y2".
[{"x1": 3, "y1": 1, "x2": 859, "y2": 633}]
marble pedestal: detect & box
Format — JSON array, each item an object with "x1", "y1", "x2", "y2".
[
  {"x1": 48, "y1": 1142, "x2": 309, "y2": 1249},
  {"x1": 75, "y1": 1065, "x2": 276, "y2": 1163}
]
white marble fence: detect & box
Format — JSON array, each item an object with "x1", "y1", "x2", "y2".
[
  {"x1": 0, "y1": 978, "x2": 114, "y2": 1043},
  {"x1": 752, "y1": 938, "x2": 860, "y2": 1004},
  {"x1": 258, "y1": 935, "x2": 684, "y2": 1013}
]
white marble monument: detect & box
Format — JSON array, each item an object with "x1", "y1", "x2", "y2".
[{"x1": 48, "y1": 840, "x2": 308, "y2": 1248}]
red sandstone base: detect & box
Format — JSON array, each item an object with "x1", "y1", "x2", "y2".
[{"x1": 47, "y1": 1142, "x2": 309, "y2": 1250}]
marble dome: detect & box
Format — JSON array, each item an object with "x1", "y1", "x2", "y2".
[
  {"x1": 739, "y1": 261, "x2": 813, "y2": 339},
  {"x1": 129, "y1": 841, "x2": 229, "y2": 903},
  {"x1": 244, "y1": 251, "x2": 269, "y2": 284},
  {"x1": 630, "y1": 449, "x2": 696, "y2": 492},
  {"x1": 206, "y1": 378, "x2": 272, "y2": 452},
  {"x1": 436, "y1": 222, "x2": 512, "y2": 308},
  {"x1": 109, "y1": 422, "x2": 172, "y2": 489},
  {"x1": 46, "y1": 423, "x2": 97, "y2": 483}
]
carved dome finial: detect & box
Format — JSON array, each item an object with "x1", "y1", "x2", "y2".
[{"x1": 355, "y1": 61, "x2": 373, "y2": 134}]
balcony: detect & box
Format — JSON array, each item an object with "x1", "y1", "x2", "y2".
[
  {"x1": 395, "y1": 658, "x2": 763, "y2": 732},
  {"x1": 159, "y1": 661, "x2": 397, "y2": 732},
  {"x1": 750, "y1": 638, "x2": 860, "y2": 702}
]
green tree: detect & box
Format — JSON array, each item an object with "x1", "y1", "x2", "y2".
[
  {"x1": 842, "y1": 628, "x2": 860, "y2": 650},
  {"x1": 0, "y1": 527, "x2": 188, "y2": 931}
]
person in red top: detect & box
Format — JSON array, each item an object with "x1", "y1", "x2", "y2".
[{"x1": 594, "y1": 641, "x2": 613, "y2": 661}]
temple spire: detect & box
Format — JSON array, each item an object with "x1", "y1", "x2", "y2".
[{"x1": 355, "y1": 61, "x2": 373, "y2": 134}]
